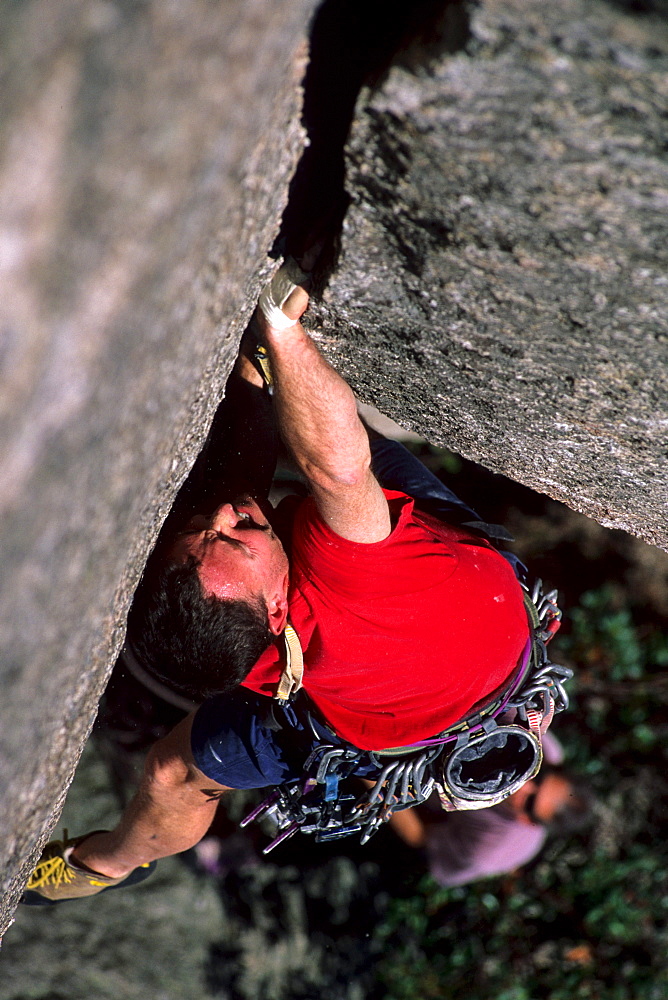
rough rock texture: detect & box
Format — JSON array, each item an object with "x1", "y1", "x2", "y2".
[
  {"x1": 310, "y1": 0, "x2": 668, "y2": 550},
  {"x1": 0, "y1": 0, "x2": 317, "y2": 932},
  {"x1": 2, "y1": 0, "x2": 667, "y2": 940}
]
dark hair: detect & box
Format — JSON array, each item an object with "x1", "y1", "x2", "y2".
[
  {"x1": 539, "y1": 766, "x2": 595, "y2": 837},
  {"x1": 127, "y1": 556, "x2": 273, "y2": 701}
]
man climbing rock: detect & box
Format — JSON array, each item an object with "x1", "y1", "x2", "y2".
[{"x1": 24, "y1": 263, "x2": 568, "y2": 903}]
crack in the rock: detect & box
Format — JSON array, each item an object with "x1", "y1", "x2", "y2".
[{"x1": 273, "y1": 0, "x2": 472, "y2": 285}]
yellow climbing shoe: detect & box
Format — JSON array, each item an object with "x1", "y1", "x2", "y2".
[{"x1": 22, "y1": 829, "x2": 156, "y2": 905}]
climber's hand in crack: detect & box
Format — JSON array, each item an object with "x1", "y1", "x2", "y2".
[
  {"x1": 278, "y1": 283, "x2": 311, "y2": 325},
  {"x1": 254, "y1": 263, "x2": 390, "y2": 544},
  {"x1": 233, "y1": 274, "x2": 310, "y2": 390}
]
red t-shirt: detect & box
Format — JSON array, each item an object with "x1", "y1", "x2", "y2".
[{"x1": 242, "y1": 490, "x2": 529, "y2": 751}]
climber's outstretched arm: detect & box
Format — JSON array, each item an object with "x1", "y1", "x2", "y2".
[{"x1": 255, "y1": 284, "x2": 391, "y2": 543}]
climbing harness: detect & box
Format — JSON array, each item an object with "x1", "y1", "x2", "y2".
[{"x1": 241, "y1": 577, "x2": 573, "y2": 852}]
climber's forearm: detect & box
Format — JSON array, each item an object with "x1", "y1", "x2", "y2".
[
  {"x1": 256, "y1": 295, "x2": 391, "y2": 542},
  {"x1": 264, "y1": 322, "x2": 371, "y2": 491}
]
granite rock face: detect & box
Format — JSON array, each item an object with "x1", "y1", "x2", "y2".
[
  {"x1": 2, "y1": 0, "x2": 667, "y2": 937},
  {"x1": 310, "y1": 0, "x2": 668, "y2": 550},
  {"x1": 0, "y1": 0, "x2": 317, "y2": 931}
]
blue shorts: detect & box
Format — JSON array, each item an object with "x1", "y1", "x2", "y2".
[
  {"x1": 191, "y1": 439, "x2": 527, "y2": 789},
  {"x1": 191, "y1": 689, "x2": 382, "y2": 789}
]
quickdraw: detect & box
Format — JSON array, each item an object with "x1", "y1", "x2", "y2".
[{"x1": 242, "y1": 578, "x2": 573, "y2": 852}]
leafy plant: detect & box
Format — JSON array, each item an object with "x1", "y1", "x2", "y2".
[{"x1": 558, "y1": 584, "x2": 668, "y2": 682}]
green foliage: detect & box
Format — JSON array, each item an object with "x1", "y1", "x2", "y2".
[
  {"x1": 559, "y1": 584, "x2": 668, "y2": 682},
  {"x1": 556, "y1": 587, "x2": 668, "y2": 768},
  {"x1": 373, "y1": 588, "x2": 668, "y2": 1000}
]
